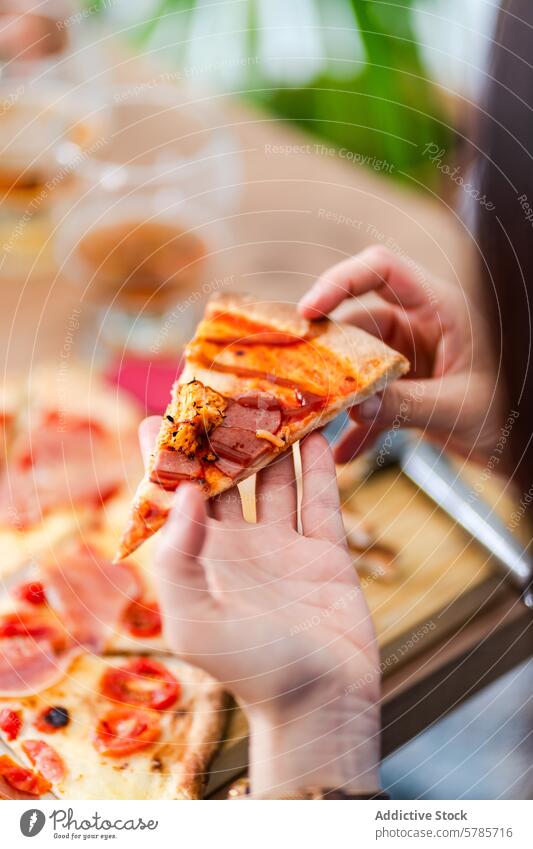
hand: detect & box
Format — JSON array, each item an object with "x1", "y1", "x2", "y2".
[
  {"x1": 140, "y1": 421, "x2": 381, "y2": 796},
  {"x1": 299, "y1": 245, "x2": 500, "y2": 463}
]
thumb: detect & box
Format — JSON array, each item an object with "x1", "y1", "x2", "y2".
[
  {"x1": 354, "y1": 378, "x2": 456, "y2": 433},
  {"x1": 155, "y1": 484, "x2": 212, "y2": 618}
]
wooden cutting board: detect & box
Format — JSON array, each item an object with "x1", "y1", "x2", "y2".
[{"x1": 347, "y1": 459, "x2": 525, "y2": 657}]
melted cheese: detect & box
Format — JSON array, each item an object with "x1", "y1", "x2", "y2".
[
  {"x1": 255, "y1": 429, "x2": 285, "y2": 448},
  {"x1": 158, "y1": 380, "x2": 226, "y2": 456}
]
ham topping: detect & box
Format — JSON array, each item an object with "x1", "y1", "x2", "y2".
[
  {"x1": 0, "y1": 632, "x2": 79, "y2": 697},
  {"x1": 211, "y1": 455, "x2": 245, "y2": 480},
  {"x1": 152, "y1": 386, "x2": 283, "y2": 487},
  {"x1": 0, "y1": 418, "x2": 128, "y2": 528},
  {"x1": 150, "y1": 448, "x2": 202, "y2": 489},
  {"x1": 41, "y1": 544, "x2": 139, "y2": 653},
  {"x1": 210, "y1": 395, "x2": 282, "y2": 477},
  {"x1": 0, "y1": 544, "x2": 139, "y2": 697},
  {"x1": 221, "y1": 396, "x2": 281, "y2": 433},
  {"x1": 208, "y1": 425, "x2": 270, "y2": 465}
]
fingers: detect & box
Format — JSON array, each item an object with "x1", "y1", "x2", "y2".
[
  {"x1": 350, "y1": 373, "x2": 474, "y2": 437},
  {"x1": 334, "y1": 421, "x2": 384, "y2": 464},
  {"x1": 155, "y1": 485, "x2": 213, "y2": 618},
  {"x1": 255, "y1": 450, "x2": 297, "y2": 529},
  {"x1": 298, "y1": 245, "x2": 437, "y2": 318},
  {"x1": 335, "y1": 300, "x2": 396, "y2": 340},
  {"x1": 138, "y1": 417, "x2": 160, "y2": 468},
  {"x1": 300, "y1": 433, "x2": 346, "y2": 545},
  {"x1": 211, "y1": 487, "x2": 244, "y2": 523}
]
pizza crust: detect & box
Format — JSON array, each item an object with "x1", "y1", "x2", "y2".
[{"x1": 206, "y1": 292, "x2": 310, "y2": 337}]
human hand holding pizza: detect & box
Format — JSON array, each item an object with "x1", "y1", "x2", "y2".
[
  {"x1": 299, "y1": 245, "x2": 499, "y2": 462},
  {"x1": 140, "y1": 420, "x2": 381, "y2": 797}
]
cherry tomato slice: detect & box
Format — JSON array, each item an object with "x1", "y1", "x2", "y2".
[
  {"x1": 21, "y1": 740, "x2": 65, "y2": 783},
  {"x1": 122, "y1": 600, "x2": 162, "y2": 638},
  {"x1": 100, "y1": 658, "x2": 179, "y2": 710},
  {"x1": 13, "y1": 581, "x2": 47, "y2": 606},
  {"x1": 0, "y1": 708, "x2": 22, "y2": 741},
  {"x1": 93, "y1": 708, "x2": 160, "y2": 757},
  {"x1": 0, "y1": 754, "x2": 51, "y2": 796}
]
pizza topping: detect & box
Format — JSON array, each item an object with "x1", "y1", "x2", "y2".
[
  {"x1": 152, "y1": 383, "x2": 285, "y2": 489},
  {"x1": 158, "y1": 380, "x2": 226, "y2": 456},
  {"x1": 41, "y1": 543, "x2": 139, "y2": 653},
  {"x1": 35, "y1": 705, "x2": 70, "y2": 732},
  {"x1": 150, "y1": 448, "x2": 202, "y2": 490},
  {"x1": 0, "y1": 773, "x2": 37, "y2": 800},
  {"x1": 255, "y1": 430, "x2": 285, "y2": 448},
  {"x1": 0, "y1": 754, "x2": 51, "y2": 796},
  {"x1": 0, "y1": 628, "x2": 78, "y2": 697},
  {"x1": 206, "y1": 395, "x2": 284, "y2": 479},
  {"x1": 203, "y1": 327, "x2": 301, "y2": 346},
  {"x1": 0, "y1": 707, "x2": 22, "y2": 740},
  {"x1": 122, "y1": 600, "x2": 162, "y2": 638},
  {"x1": 0, "y1": 612, "x2": 67, "y2": 651},
  {"x1": 209, "y1": 426, "x2": 271, "y2": 466},
  {"x1": 13, "y1": 581, "x2": 47, "y2": 606},
  {"x1": 93, "y1": 708, "x2": 161, "y2": 757},
  {"x1": 150, "y1": 380, "x2": 228, "y2": 488},
  {"x1": 284, "y1": 387, "x2": 329, "y2": 421},
  {"x1": 222, "y1": 396, "x2": 281, "y2": 433},
  {"x1": 222, "y1": 392, "x2": 281, "y2": 433},
  {"x1": 100, "y1": 658, "x2": 179, "y2": 710},
  {"x1": 211, "y1": 455, "x2": 245, "y2": 480},
  {"x1": 197, "y1": 309, "x2": 306, "y2": 347},
  {"x1": 188, "y1": 310, "x2": 362, "y2": 402},
  {"x1": 22, "y1": 740, "x2": 66, "y2": 783},
  {"x1": 0, "y1": 418, "x2": 128, "y2": 528}
]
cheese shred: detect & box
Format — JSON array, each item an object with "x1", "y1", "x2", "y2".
[{"x1": 255, "y1": 429, "x2": 285, "y2": 448}]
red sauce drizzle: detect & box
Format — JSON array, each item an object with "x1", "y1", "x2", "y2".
[{"x1": 281, "y1": 388, "x2": 328, "y2": 422}]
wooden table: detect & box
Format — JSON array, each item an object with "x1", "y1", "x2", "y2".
[{"x1": 0, "y1": 56, "x2": 530, "y2": 797}]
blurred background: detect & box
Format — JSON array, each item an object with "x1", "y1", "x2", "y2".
[
  {"x1": 0, "y1": 0, "x2": 499, "y2": 363},
  {"x1": 0, "y1": 0, "x2": 530, "y2": 800},
  {"x1": 95, "y1": 0, "x2": 498, "y2": 190},
  {"x1": 86, "y1": 0, "x2": 498, "y2": 192}
]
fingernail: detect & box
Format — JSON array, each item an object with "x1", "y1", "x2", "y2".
[
  {"x1": 165, "y1": 485, "x2": 189, "y2": 528},
  {"x1": 358, "y1": 395, "x2": 382, "y2": 420},
  {"x1": 298, "y1": 290, "x2": 320, "y2": 312}
]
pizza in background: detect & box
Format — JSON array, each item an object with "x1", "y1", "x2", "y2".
[
  {"x1": 0, "y1": 366, "x2": 228, "y2": 799},
  {"x1": 0, "y1": 365, "x2": 142, "y2": 580}
]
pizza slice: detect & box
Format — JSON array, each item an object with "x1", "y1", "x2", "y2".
[
  {"x1": 0, "y1": 653, "x2": 227, "y2": 799},
  {"x1": 117, "y1": 292, "x2": 409, "y2": 558}
]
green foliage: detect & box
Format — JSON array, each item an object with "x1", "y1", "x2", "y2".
[
  {"x1": 94, "y1": 0, "x2": 453, "y2": 189},
  {"x1": 251, "y1": 1, "x2": 452, "y2": 189}
]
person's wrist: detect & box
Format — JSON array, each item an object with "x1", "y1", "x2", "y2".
[{"x1": 246, "y1": 688, "x2": 381, "y2": 797}]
